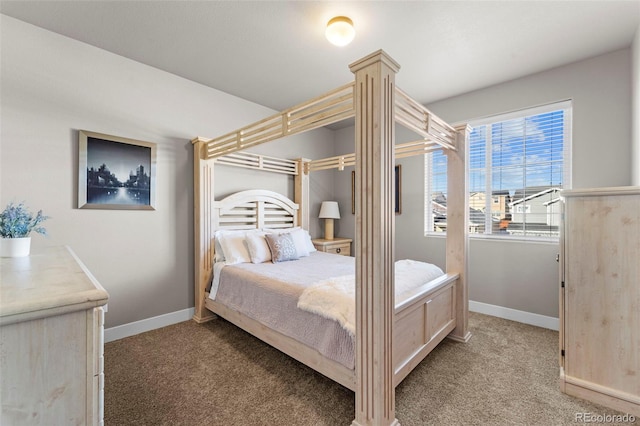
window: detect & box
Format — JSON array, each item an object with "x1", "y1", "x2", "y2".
[{"x1": 425, "y1": 101, "x2": 572, "y2": 239}]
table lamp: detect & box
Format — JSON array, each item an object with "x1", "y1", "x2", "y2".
[{"x1": 319, "y1": 201, "x2": 340, "y2": 240}]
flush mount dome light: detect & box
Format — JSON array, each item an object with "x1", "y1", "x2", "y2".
[{"x1": 326, "y1": 16, "x2": 355, "y2": 46}]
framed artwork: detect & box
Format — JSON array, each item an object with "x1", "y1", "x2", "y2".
[
  {"x1": 394, "y1": 164, "x2": 402, "y2": 214},
  {"x1": 351, "y1": 165, "x2": 401, "y2": 215},
  {"x1": 78, "y1": 130, "x2": 157, "y2": 210},
  {"x1": 351, "y1": 170, "x2": 356, "y2": 214}
]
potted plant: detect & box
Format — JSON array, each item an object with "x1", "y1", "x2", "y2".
[{"x1": 0, "y1": 202, "x2": 49, "y2": 257}]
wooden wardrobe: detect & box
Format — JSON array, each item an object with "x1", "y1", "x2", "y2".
[{"x1": 560, "y1": 186, "x2": 639, "y2": 416}]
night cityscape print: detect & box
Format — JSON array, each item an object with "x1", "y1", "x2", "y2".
[{"x1": 86, "y1": 137, "x2": 152, "y2": 205}]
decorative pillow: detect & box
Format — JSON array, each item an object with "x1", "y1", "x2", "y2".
[
  {"x1": 245, "y1": 233, "x2": 271, "y2": 264},
  {"x1": 264, "y1": 227, "x2": 316, "y2": 255},
  {"x1": 219, "y1": 231, "x2": 255, "y2": 265},
  {"x1": 265, "y1": 233, "x2": 299, "y2": 263}
]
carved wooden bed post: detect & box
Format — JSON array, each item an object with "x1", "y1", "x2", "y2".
[
  {"x1": 350, "y1": 50, "x2": 400, "y2": 426},
  {"x1": 192, "y1": 139, "x2": 217, "y2": 323},
  {"x1": 446, "y1": 125, "x2": 471, "y2": 342}
]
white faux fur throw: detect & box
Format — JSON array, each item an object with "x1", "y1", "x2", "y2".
[{"x1": 297, "y1": 259, "x2": 444, "y2": 336}]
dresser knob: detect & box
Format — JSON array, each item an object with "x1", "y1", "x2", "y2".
[{"x1": 336, "y1": 248, "x2": 341, "y2": 254}]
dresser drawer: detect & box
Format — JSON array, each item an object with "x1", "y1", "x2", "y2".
[
  {"x1": 312, "y1": 238, "x2": 352, "y2": 256},
  {"x1": 324, "y1": 243, "x2": 350, "y2": 256}
]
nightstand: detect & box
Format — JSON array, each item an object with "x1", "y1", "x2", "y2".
[{"x1": 312, "y1": 237, "x2": 352, "y2": 256}]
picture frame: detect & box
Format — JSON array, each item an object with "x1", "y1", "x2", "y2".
[
  {"x1": 78, "y1": 130, "x2": 157, "y2": 210},
  {"x1": 351, "y1": 165, "x2": 401, "y2": 215},
  {"x1": 395, "y1": 164, "x2": 402, "y2": 214},
  {"x1": 351, "y1": 170, "x2": 356, "y2": 214}
]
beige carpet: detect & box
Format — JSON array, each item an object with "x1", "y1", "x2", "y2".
[{"x1": 104, "y1": 312, "x2": 635, "y2": 425}]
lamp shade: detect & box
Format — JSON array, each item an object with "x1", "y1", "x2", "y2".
[
  {"x1": 319, "y1": 201, "x2": 340, "y2": 219},
  {"x1": 325, "y1": 16, "x2": 355, "y2": 47}
]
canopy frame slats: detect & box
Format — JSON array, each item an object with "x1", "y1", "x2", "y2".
[
  {"x1": 307, "y1": 138, "x2": 446, "y2": 172},
  {"x1": 213, "y1": 151, "x2": 299, "y2": 175},
  {"x1": 395, "y1": 87, "x2": 457, "y2": 151},
  {"x1": 198, "y1": 82, "x2": 355, "y2": 158},
  {"x1": 308, "y1": 153, "x2": 356, "y2": 172},
  {"x1": 211, "y1": 135, "x2": 448, "y2": 174},
  {"x1": 194, "y1": 86, "x2": 457, "y2": 161}
]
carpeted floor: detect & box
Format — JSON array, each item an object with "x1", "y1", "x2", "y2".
[{"x1": 104, "y1": 312, "x2": 636, "y2": 425}]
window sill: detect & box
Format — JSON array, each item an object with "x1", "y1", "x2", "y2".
[{"x1": 424, "y1": 232, "x2": 559, "y2": 245}]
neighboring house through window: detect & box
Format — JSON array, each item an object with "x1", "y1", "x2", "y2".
[{"x1": 425, "y1": 100, "x2": 572, "y2": 240}]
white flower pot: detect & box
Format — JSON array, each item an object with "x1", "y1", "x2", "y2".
[{"x1": 0, "y1": 237, "x2": 31, "y2": 257}]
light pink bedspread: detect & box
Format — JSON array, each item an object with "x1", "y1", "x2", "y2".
[
  {"x1": 212, "y1": 252, "x2": 445, "y2": 370},
  {"x1": 212, "y1": 251, "x2": 356, "y2": 369}
]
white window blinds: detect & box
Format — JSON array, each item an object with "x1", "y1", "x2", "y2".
[{"x1": 425, "y1": 100, "x2": 572, "y2": 239}]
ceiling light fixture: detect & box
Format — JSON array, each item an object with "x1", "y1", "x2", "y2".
[{"x1": 325, "y1": 16, "x2": 355, "y2": 47}]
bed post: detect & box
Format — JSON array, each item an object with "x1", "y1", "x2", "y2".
[
  {"x1": 350, "y1": 50, "x2": 400, "y2": 426},
  {"x1": 192, "y1": 139, "x2": 217, "y2": 323},
  {"x1": 446, "y1": 125, "x2": 471, "y2": 342},
  {"x1": 295, "y1": 158, "x2": 310, "y2": 230}
]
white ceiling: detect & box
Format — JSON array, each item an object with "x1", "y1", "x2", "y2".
[{"x1": 2, "y1": 1, "x2": 639, "y2": 113}]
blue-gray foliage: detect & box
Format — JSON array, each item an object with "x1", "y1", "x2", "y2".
[{"x1": 0, "y1": 202, "x2": 49, "y2": 238}]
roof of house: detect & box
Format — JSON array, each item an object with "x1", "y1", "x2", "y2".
[{"x1": 510, "y1": 187, "x2": 561, "y2": 206}]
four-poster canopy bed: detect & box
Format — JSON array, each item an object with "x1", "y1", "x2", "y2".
[{"x1": 192, "y1": 50, "x2": 470, "y2": 426}]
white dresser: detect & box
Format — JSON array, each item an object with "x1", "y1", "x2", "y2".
[
  {"x1": 560, "y1": 187, "x2": 640, "y2": 416},
  {"x1": 1, "y1": 246, "x2": 109, "y2": 425}
]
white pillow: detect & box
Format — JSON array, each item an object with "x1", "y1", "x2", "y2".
[
  {"x1": 213, "y1": 229, "x2": 245, "y2": 262},
  {"x1": 213, "y1": 229, "x2": 247, "y2": 262},
  {"x1": 245, "y1": 233, "x2": 271, "y2": 263},
  {"x1": 213, "y1": 236, "x2": 225, "y2": 263},
  {"x1": 217, "y1": 230, "x2": 259, "y2": 265},
  {"x1": 289, "y1": 228, "x2": 311, "y2": 256},
  {"x1": 301, "y1": 229, "x2": 317, "y2": 253}
]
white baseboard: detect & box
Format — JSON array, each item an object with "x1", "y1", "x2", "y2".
[
  {"x1": 105, "y1": 302, "x2": 558, "y2": 343},
  {"x1": 469, "y1": 300, "x2": 559, "y2": 331},
  {"x1": 105, "y1": 307, "x2": 195, "y2": 343}
]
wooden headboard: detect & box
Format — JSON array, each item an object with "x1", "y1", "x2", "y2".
[{"x1": 213, "y1": 189, "x2": 299, "y2": 231}]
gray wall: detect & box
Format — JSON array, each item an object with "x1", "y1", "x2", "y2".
[
  {"x1": 430, "y1": 49, "x2": 633, "y2": 189},
  {"x1": 335, "y1": 48, "x2": 633, "y2": 319},
  {"x1": 427, "y1": 48, "x2": 632, "y2": 318},
  {"x1": 1, "y1": 16, "x2": 334, "y2": 328},
  {"x1": 2, "y1": 14, "x2": 636, "y2": 329}
]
